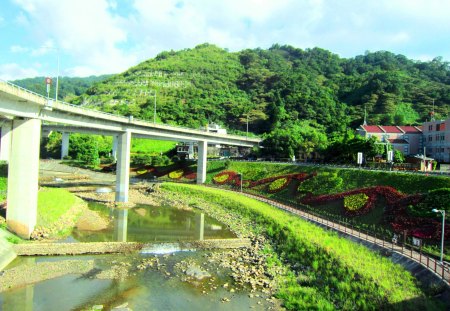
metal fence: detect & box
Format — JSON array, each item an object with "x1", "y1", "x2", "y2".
[{"x1": 208, "y1": 184, "x2": 450, "y2": 284}]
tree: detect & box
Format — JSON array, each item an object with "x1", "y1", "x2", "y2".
[{"x1": 262, "y1": 120, "x2": 328, "y2": 159}]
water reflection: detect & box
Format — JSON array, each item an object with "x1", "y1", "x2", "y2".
[
  {"x1": 113, "y1": 209, "x2": 128, "y2": 242},
  {"x1": 71, "y1": 203, "x2": 235, "y2": 243}
]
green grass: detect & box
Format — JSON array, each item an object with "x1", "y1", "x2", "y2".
[
  {"x1": 37, "y1": 188, "x2": 76, "y2": 227},
  {"x1": 131, "y1": 138, "x2": 176, "y2": 155},
  {"x1": 161, "y1": 183, "x2": 443, "y2": 310}
]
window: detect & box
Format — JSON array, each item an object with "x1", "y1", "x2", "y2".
[
  {"x1": 429, "y1": 124, "x2": 433, "y2": 131},
  {"x1": 403, "y1": 146, "x2": 409, "y2": 154},
  {"x1": 428, "y1": 135, "x2": 432, "y2": 142},
  {"x1": 403, "y1": 135, "x2": 409, "y2": 141},
  {"x1": 441, "y1": 134, "x2": 445, "y2": 141},
  {"x1": 436, "y1": 134, "x2": 440, "y2": 141},
  {"x1": 436, "y1": 124, "x2": 441, "y2": 131}
]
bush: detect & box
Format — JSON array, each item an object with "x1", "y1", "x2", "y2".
[
  {"x1": 344, "y1": 193, "x2": 369, "y2": 211},
  {"x1": 408, "y1": 188, "x2": 450, "y2": 217}
]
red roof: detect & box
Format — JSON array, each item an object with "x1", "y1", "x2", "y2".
[
  {"x1": 380, "y1": 126, "x2": 402, "y2": 133},
  {"x1": 388, "y1": 138, "x2": 409, "y2": 144},
  {"x1": 361, "y1": 125, "x2": 384, "y2": 133},
  {"x1": 399, "y1": 126, "x2": 422, "y2": 133}
]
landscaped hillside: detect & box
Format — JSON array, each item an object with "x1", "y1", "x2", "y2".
[
  {"x1": 131, "y1": 160, "x2": 450, "y2": 260},
  {"x1": 68, "y1": 44, "x2": 449, "y2": 138}
]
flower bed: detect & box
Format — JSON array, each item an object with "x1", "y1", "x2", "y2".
[
  {"x1": 212, "y1": 171, "x2": 239, "y2": 185},
  {"x1": 168, "y1": 169, "x2": 184, "y2": 179},
  {"x1": 344, "y1": 193, "x2": 369, "y2": 211},
  {"x1": 268, "y1": 177, "x2": 290, "y2": 193},
  {"x1": 183, "y1": 170, "x2": 196, "y2": 180}
]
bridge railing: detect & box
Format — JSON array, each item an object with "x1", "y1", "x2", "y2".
[{"x1": 0, "y1": 79, "x2": 259, "y2": 141}]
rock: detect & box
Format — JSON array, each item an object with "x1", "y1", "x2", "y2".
[
  {"x1": 96, "y1": 187, "x2": 113, "y2": 194},
  {"x1": 185, "y1": 265, "x2": 211, "y2": 280}
]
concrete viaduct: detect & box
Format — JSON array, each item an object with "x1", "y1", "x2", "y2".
[{"x1": 0, "y1": 80, "x2": 261, "y2": 238}]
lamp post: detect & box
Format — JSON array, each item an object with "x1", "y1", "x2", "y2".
[
  {"x1": 41, "y1": 46, "x2": 60, "y2": 103},
  {"x1": 432, "y1": 208, "x2": 446, "y2": 263}
]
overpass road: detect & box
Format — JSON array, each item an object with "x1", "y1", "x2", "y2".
[{"x1": 0, "y1": 79, "x2": 261, "y2": 238}]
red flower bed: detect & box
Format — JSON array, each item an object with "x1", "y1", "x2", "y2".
[
  {"x1": 300, "y1": 186, "x2": 406, "y2": 217},
  {"x1": 183, "y1": 170, "x2": 197, "y2": 180},
  {"x1": 212, "y1": 171, "x2": 239, "y2": 185}
]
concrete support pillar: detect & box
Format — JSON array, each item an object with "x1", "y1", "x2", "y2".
[
  {"x1": 0, "y1": 121, "x2": 12, "y2": 162},
  {"x1": 61, "y1": 132, "x2": 69, "y2": 159},
  {"x1": 196, "y1": 140, "x2": 207, "y2": 184},
  {"x1": 188, "y1": 141, "x2": 194, "y2": 159},
  {"x1": 6, "y1": 118, "x2": 41, "y2": 239},
  {"x1": 115, "y1": 131, "x2": 131, "y2": 202},
  {"x1": 112, "y1": 135, "x2": 118, "y2": 161}
]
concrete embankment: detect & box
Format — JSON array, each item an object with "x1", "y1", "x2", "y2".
[
  {"x1": 0, "y1": 229, "x2": 17, "y2": 271},
  {"x1": 13, "y1": 239, "x2": 251, "y2": 256}
]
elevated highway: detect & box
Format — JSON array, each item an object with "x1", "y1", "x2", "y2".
[{"x1": 0, "y1": 79, "x2": 261, "y2": 238}]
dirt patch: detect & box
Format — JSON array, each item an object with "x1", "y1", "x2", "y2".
[{"x1": 76, "y1": 209, "x2": 110, "y2": 231}]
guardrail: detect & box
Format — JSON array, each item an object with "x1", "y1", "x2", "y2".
[{"x1": 0, "y1": 79, "x2": 260, "y2": 142}]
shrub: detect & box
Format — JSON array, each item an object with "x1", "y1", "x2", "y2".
[
  {"x1": 268, "y1": 177, "x2": 289, "y2": 193},
  {"x1": 344, "y1": 193, "x2": 369, "y2": 211},
  {"x1": 168, "y1": 169, "x2": 184, "y2": 179}
]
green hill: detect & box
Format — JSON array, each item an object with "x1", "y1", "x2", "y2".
[{"x1": 68, "y1": 44, "x2": 449, "y2": 137}]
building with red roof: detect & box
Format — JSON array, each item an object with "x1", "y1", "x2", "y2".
[{"x1": 357, "y1": 124, "x2": 423, "y2": 155}]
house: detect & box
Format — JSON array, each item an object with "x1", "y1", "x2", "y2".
[
  {"x1": 422, "y1": 119, "x2": 450, "y2": 162},
  {"x1": 356, "y1": 125, "x2": 423, "y2": 155}
]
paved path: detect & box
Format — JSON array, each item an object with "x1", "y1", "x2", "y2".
[{"x1": 39, "y1": 160, "x2": 116, "y2": 183}]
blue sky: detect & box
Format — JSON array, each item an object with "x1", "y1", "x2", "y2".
[{"x1": 1, "y1": 0, "x2": 449, "y2": 80}]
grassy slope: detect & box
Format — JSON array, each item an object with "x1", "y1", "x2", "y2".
[
  {"x1": 37, "y1": 188, "x2": 76, "y2": 228},
  {"x1": 131, "y1": 138, "x2": 176, "y2": 155},
  {"x1": 162, "y1": 183, "x2": 442, "y2": 310}
]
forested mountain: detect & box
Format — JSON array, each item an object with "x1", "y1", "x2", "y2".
[
  {"x1": 67, "y1": 44, "x2": 449, "y2": 139},
  {"x1": 12, "y1": 75, "x2": 111, "y2": 102},
  {"x1": 16, "y1": 44, "x2": 448, "y2": 157}
]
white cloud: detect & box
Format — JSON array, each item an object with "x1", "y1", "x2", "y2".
[
  {"x1": 10, "y1": 45, "x2": 28, "y2": 53},
  {"x1": 13, "y1": 0, "x2": 135, "y2": 75},
  {"x1": 0, "y1": 63, "x2": 39, "y2": 80},
  {"x1": 4, "y1": 0, "x2": 449, "y2": 79}
]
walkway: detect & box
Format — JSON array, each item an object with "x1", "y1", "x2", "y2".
[{"x1": 237, "y1": 191, "x2": 449, "y2": 285}]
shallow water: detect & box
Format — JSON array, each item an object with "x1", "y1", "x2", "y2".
[
  {"x1": 0, "y1": 203, "x2": 274, "y2": 310},
  {"x1": 0, "y1": 253, "x2": 273, "y2": 311},
  {"x1": 70, "y1": 202, "x2": 236, "y2": 243}
]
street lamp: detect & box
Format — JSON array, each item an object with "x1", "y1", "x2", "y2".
[
  {"x1": 40, "y1": 46, "x2": 60, "y2": 103},
  {"x1": 432, "y1": 208, "x2": 446, "y2": 263}
]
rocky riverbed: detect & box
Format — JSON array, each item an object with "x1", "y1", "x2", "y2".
[{"x1": 1, "y1": 182, "x2": 287, "y2": 310}]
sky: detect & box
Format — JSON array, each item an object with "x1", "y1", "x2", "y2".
[{"x1": 0, "y1": 0, "x2": 449, "y2": 80}]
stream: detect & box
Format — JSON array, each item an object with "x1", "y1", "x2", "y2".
[{"x1": 0, "y1": 203, "x2": 277, "y2": 310}]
